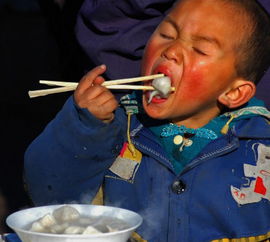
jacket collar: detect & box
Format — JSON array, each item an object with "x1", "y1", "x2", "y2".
[
  {"x1": 222, "y1": 98, "x2": 270, "y2": 138},
  {"x1": 233, "y1": 116, "x2": 270, "y2": 138}
]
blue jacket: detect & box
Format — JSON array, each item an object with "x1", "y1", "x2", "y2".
[{"x1": 24, "y1": 96, "x2": 270, "y2": 242}]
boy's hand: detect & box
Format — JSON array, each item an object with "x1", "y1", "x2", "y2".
[{"x1": 74, "y1": 65, "x2": 118, "y2": 123}]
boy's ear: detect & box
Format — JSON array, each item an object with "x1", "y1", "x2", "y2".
[{"x1": 218, "y1": 79, "x2": 256, "y2": 109}]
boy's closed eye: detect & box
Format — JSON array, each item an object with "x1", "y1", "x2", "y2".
[
  {"x1": 192, "y1": 47, "x2": 207, "y2": 56},
  {"x1": 192, "y1": 40, "x2": 219, "y2": 56},
  {"x1": 192, "y1": 35, "x2": 221, "y2": 56},
  {"x1": 158, "y1": 20, "x2": 178, "y2": 41},
  {"x1": 160, "y1": 33, "x2": 175, "y2": 40}
]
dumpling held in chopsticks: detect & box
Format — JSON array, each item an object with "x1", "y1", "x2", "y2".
[{"x1": 148, "y1": 76, "x2": 172, "y2": 103}]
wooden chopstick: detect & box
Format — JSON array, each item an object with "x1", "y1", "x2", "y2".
[
  {"x1": 28, "y1": 73, "x2": 175, "y2": 98},
  {"x1": 28, "y1": 85, "x2": 170, "y2": 98},
  {"x1": 102, "y1": 73, "x2": 164, "y2": 86},
  {"x1": 39, "y1": 80, "x2": 77, "y2": 87},
  {"x1": 39, "y1": 73, "x2": 165, "y2": 88},
  {"x1": 28, "y1": 86, "x2": 77, "y2": 98}
]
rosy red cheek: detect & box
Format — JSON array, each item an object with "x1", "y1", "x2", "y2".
[{"x1": 181, "y1": 71, "x2": 208, "y2": 100}]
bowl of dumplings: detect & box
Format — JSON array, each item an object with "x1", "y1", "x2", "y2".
[{"x1": 6, "y1": 204, "x2": 143, "y2": 242}]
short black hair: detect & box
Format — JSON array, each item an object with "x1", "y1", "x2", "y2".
[{"x1": 223, "y1": 0, "x2": 270, "y2": 84}]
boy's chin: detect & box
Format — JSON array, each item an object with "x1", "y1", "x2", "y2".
[{"x1": 143, "y1": 102, "x2": 168, "y2": 120}]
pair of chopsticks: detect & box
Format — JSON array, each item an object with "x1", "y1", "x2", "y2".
[{"x1": 28, "y1": 73, "x2": 174, "y2": 98}]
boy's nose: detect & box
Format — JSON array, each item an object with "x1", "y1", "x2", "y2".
[{"x1": 162, "y1": 42, "x2": 183, "y2": 64}]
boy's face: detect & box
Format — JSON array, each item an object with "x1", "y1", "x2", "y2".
[{"x1": 141, "y1": 0, "x2": 248, "y2": 127}]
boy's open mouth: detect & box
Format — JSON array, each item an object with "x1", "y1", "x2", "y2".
[{"x1": 146, "y1": 91, "x2": 168, "y2": 104}]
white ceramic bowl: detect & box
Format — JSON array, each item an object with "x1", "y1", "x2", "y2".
[{"x1": 6, "y1": 204, "x2": 143, "y2": 242}]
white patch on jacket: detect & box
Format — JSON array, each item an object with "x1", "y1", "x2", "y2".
[{"x1": 231, "y1": 143, "x2": 270, "y2": 205}]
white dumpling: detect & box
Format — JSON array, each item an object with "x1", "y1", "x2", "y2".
[
  {"x1": 152, "y1": 76, "x2": 172, "y2": 97},
  {"x1": 78, "y1": 217, "x2": 95, "y2": 225},
  {"x1": 52, "y1": 205, "x2": 80, "y2": 222},
  {"x1": 49, "y1": 222, "x2": 69, "y2": 234},
  {"x1": 39, "y1": 213, "x2": 57, "y2": 227},
  {"x1": 30, "y1": 221, "x2": 46, "y2": 232},
  {"x1": 148, "y1": 76, "x2": 172, "y2": 103},
  {"x1": 82, "y1": 225, "x2": 102, "y2": 234},
  {"x1": 64, "y1": 225, "x2": 85, "y2": 234}
]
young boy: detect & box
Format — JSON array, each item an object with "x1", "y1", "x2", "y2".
[{"x1": 24, "y1": 0, "x2": 270, "y2": 241}]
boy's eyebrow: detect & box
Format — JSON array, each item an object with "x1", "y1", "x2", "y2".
[
  {"x1": 163, "y1": 16, "x2": 180, "y2": 33},
  {"x1": 192, "y1": 35, "x2": 221, "y2": 48},
  {"x1": 164, "y1": 16, "x2": 221, "y2": 48}
]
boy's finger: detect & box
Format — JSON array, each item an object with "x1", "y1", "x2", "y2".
[
  {"x1": 81, "y1": 85, "x2": 108, "y2": 101},
  {"x1": 93, "y1": 76, "x2": 105, "y2": 85},
  {"x1": 92, "y1": 90, "x2": 118, "y2": 107},
  {"x1": 77, "y1": 65, "x2": 106, "y2": 92}
]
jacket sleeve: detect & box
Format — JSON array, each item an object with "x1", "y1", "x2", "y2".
[{"x1": 24, "y1": 96, "x2": 127, "y2": 205}]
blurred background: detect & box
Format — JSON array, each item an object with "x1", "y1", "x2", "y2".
[{"x1": 0, "y1": 0, "x2": 85, "y2": 233}]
